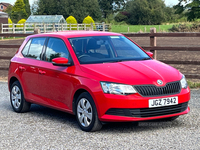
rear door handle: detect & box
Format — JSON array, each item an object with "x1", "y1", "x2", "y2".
[
  {"x1": 39, "y1": 70, "x2": 46, "y2": 75},
  {"x1": 19, "y1": 66, "x2": 26, "y2": 71}
]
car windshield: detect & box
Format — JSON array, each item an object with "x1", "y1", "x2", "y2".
[{"x1": 69, "y1": 36, "x2": 150, "y2": 64}]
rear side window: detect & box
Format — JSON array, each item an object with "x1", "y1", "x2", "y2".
[
  {"x1": 45, "y1": 38, "x2": 69, "y2": 62},
  {"x1": 22, "y1": 37, "x2": 46, "y2": 60},
  {"x1": 27, "y1": 38, "x2": 46, "y2": 60},
  {"x1": 22, "y1": 39, "x2": 32, "y2": 56}
]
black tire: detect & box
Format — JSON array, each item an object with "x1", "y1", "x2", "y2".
[
  {"x1": 10, "y1": 81, "x2": 31, "y2": 113},
  {"x1": 75, "y1": 92, "x2": 102, "y2": 132}
]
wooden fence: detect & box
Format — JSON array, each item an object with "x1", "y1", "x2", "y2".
[
  {"x1": 0, "y1": 28, "x2": 200, "y2": 79},
  {"x1": 1, "y1": 23, "x2": 110, "y2": 34}
]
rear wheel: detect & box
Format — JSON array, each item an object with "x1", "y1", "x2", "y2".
[
  {"x1": 76, "y1": 92, "x2": 102, "y2": 132},
  {"x1": 10, "y1": 81, "x2": 31, "y2": 113}
]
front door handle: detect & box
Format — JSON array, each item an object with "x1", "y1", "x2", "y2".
[
  {"x1": 19, "y1": 66, "x2": 26, "y2": 71},
  {"x1": 39, "y1": 70, "x2": 46, "y2": 75}
]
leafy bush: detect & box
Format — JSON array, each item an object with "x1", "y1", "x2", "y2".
[
  {"x1": 8, "y1": 18, "x2": 13, "y2": 28},
  {"x1": 66, "y1": 16, "x2": 77, "y2": 30},
  {"x1": 114, "y1": 12, "x2": 128, "y2": 22},
  {"x1": 169, "y1": 23, "x2": 200, "y2": 32},
  {"x1": 82, "y1": 16, "x2": 96, "y2": 30},
  {"x1": 17, "y1": 19, "x2": 26, "y2": 27}
]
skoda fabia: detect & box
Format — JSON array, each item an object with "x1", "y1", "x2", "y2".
[{"x1": 8, "y1": 31, "x2": 190, "y2": 131}]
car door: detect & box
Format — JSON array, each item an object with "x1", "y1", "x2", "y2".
[
  {"x1": 38, "y1": 37, "x2": 75, "y2": 110},
  {"x1": 18, "y1": 37, "x2": 46, "y2": 101}
]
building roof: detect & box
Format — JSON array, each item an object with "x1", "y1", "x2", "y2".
[
  {"x1": 26, "y1": 15, "x2": 67, "y2": 23},
  {"x1": 0, "y1": 2, "x2": 12, "y2": 7},
  {"x1": 0, "y1": 11, "x2": 8, "y2": 18}
]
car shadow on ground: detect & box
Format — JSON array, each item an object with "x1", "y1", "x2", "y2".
[{"x1": 19, "y1": 104, "x2": 185, "y2": 133}]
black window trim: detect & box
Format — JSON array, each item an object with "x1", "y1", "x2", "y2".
[
  {"x1": 21, "y1": 37, "x2": 48, "y2": 60},
  {"x1": 42, "y1": 37, "x2": 74, "y2": 66}
]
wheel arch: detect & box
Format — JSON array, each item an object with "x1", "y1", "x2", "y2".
[
  {"x1": 72, "y1": 88, "x2": 88, "y2": 115},
  {"x1": 9, "y1": 76, "x2": 19, "y2": 91}
]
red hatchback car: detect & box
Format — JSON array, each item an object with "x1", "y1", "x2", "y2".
[{"x1": 8, "y1": 31, "x2": 190, "y2": 131}]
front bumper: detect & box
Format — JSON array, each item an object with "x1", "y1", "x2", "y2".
[{"x1": 95, "y1": 87, "x2": 190, "y2": 122}]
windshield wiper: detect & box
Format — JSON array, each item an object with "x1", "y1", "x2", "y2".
[
  {"x1": 103, "y1": 60, "x2": 123, "y2": 63},
  {"x1": 141, "y1": 57, "x2": 151, "y2": 60}
]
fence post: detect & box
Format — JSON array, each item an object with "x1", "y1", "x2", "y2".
[
  {"x1": 128, "y1": 27, "x2": 129, "y2": 33},
  {"x1": 103, "y1": 23, "x2": 105, "y2": 31},
  {"x1": 77, "y1": 24, "x2": 79, "y2": 30},
  {"x1": 23, "y1": 23, "x2": 26, "y2": 33},
  {"x1": 53, "y1": 23, "x2": 55, "y2": 32},
  {"x1": 91, "y1": 23, "x2": 93, "y2": 31},
  {"x1": 34, "y1": 23, "x2": 36, "y2": 30},
  {"x1": 43, "y1": 23, "x2": 46, "y2": 33},
  {"x1": 0, "y1": 23, "x2": 3, "y2": 39},
  {"x1": 84, "y1": 23, "x2": 86, "y2": 30},
  {"x1": 0, "y1": 23, "x2": 2, "y2": 33},
  {"x1": 12, "y1": 23, "x2": 15, "y2": 33},
  {"x1": 61, "y1": 23, "x2": 63, "y2": 31},
  {"x1": 150, "y1": 27, "x2": 157, "y2": 59}
]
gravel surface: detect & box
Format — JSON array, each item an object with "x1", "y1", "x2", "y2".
[{"x1": 0, "y1": 81, "x2": 199, "y2": 150}]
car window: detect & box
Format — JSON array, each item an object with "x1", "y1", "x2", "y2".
[
  {"x1": 27, "y1": 38, "x2": 46, "y2": 60},
  {"x1": 110, "y1": 37, "x2": 141, "y2": 57},
  {"x1": 45, "y1": 38, "x2": 69, "y2": 62},
  {"x1": 22, "y1": 39, "x2": 32, "y2": 56},
  {"x1": 69, "y1": 36, "x2": 149, "y2": 64}
]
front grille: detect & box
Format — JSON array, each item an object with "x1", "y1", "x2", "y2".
[
  {"x1": 134, "y1": 81, "x2": 181, "y2": 97},
  {"x1": 105, "y1": 102, "x2": 188, "y2": 118}
]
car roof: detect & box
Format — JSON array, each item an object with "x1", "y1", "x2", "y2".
[{"x1": 27, "y1": 31, "x2": 122, "y2": 39}]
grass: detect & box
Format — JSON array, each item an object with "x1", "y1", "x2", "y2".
[
  {"x1": 187, "y1": 80, "x2": 200, "y2": 88},
  {"x1": 111, "y1": 24, "x2": 174, "y2": 33}
]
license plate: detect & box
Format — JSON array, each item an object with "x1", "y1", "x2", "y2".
[{"x1": 149, "y1": 96, "x2": 178, "y2": 108}]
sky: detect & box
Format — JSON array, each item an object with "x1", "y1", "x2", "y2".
[{"x1": 1, "y1": 0, "x2": 180, "y2": 7}]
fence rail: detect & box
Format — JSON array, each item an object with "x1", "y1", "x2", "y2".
[
  {"x1": 0, "y1": 23, "x2": 110, "y2": 34},
  {"x1": 0, "y1": 29, "x2": 200, "y2": 79}
]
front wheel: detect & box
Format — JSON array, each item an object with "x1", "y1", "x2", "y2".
[
  {"x1": 76, "y1": 92, "x2": 102, "y2": 132},
  {"x1": 10, "y1": 81, "x2": 31, "y2": 113}
]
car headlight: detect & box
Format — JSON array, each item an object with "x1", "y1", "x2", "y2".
[
  {"x1": 100, "y1": 82, "x2": 137, "y2": 95},
  {"x1": 180, "y1": 75, "x2": 188, "y2": 89}
]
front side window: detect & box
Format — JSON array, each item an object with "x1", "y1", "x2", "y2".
[
  {"x1": 69, "y1": 36, "x2": 150, "y2": 64},
  {"x1": 45, "y1": 38, "x2": 69, "y2": 62},
  {"x1": 1, "y1": 5, "x2": 3, "y2": 10}
]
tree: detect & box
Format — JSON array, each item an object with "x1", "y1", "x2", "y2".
[
  {"x1": 98, "y1": 0, "x2": 127, "y2": 18},
  {"x1": 33, "y1": 0, "x2": 102, "y2": 23},
  {"x1": 23, "y1": 0, "x2": 31, "y2": 17},
  {"x1": 3, "y1": 5, "x2": 13, "y2": 17},
  {"x1": 174, "y1": 0, "x2": 200, "y2": 21},
  {"x1": 125, "y1": 0, "x2": 169, "y2": 25},
  {"x1": 114, "y1": 12, "x2": 128, "y2": 22},
  {"x1": 11, "y1": 0, "x2": 27, "y2": 23}
]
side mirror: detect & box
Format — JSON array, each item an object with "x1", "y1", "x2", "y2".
[
  {"x1": 52, "y1": 57, "x2": 72, "y2": 66},
  {"x1": 146, "y1": 52, "x2": 153, "y2": 58}
]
